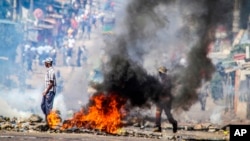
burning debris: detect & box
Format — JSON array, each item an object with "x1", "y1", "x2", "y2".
[
  {"x1": 0, "y1": 114, "x2": 229, "y2": 140},
  {"x1": 47, "y1": 110, "x2": 61, "y2": 129},
  {"x1": 47, "y1": 92, "x2": 127, "y2": 134}
]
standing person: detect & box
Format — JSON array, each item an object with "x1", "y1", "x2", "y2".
[
  {"x1": 154, "y1": 66, "x2": 177, "y2": 133},
  {"x1": 76, "y1": 46, "x2": 83, "y2": 67},
  {"x1": 66, "y1": 35, "x2": 75, "y2": 66},
  {"x1": 41, "y1": 57, "x2": 57, "y2": 125},
  {"x1": 198, "y1": 80, "x2": 209, "y2": 111},
  {"x1": 86, "y1": 20, "x2": 92, "y2": 39}
]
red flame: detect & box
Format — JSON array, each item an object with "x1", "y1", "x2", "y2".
[{"x1": 61, "y1": 92, "x2": 127, "y2": 134}]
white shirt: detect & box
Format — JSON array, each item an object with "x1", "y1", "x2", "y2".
[
  {"x1": 45, "y1": 67, "x2": 57, "y2": 93},
  {"x1": 68, "y1": 38, "x2": 75, "y2": 48}
]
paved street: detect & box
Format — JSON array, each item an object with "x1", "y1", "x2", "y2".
[
  {"x1": 0, "y1": 131, "x2": 161, "y2": 141},
  {"x1": 0, "y1": 129, "x2": 228, "y2": 141}
]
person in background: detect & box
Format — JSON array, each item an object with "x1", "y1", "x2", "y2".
[
  {"x1": 198, "y1": 80, "x2": 210, "y2": 111},
  {"x1": 76, "y1": 46, "x2": 83, "y2": 67},
  {"x1": 65, "y1": 35, "x2": 75, "y2": 66}
]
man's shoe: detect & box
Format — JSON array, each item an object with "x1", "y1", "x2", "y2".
[
  {"x1": 153, "y1": 126, "x2": 162, "y2": 132},
  {"x1": 173, "y1": 121, "x2": 178, "y2": 133}
]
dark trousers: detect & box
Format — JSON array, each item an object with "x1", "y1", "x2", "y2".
[
  {"x1": 198, "y1": 93, "x2": 208, "y2": 111},
  {"x1": 155, "y1": 96, "x2": 177, "y2": 132},
  {"x1": 41, "y1": 91, "x2": 55, "y2": 122},
  {"x1": 155, "y1": 102, "x2": 176, "y2": 126}
]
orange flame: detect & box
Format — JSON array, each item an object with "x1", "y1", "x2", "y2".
[
  {"x1": 47, "y1": 110, "x2": 62, "y2": 129},
  {"x1": 61, "y1": 92, "x2": 127, "y2": 134}
]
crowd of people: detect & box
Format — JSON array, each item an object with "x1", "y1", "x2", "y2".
[
  {"x1": 13, "y1": 0, "x2": 116, "y2": 94},
  {"x1": 19, "y1": 0, "x2": 115, "y2": 72}
]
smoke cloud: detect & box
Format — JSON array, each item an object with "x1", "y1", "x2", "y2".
[
  {"x1": 0, "y1": 0, "x2": 234, "y2": 119},
  {"x1": 0, "y1": 89, "x2": 67, "y2": 119},
  {"x1": 172, "y1": 0, "x2": 233, "y2": 111},
  {"x1": 98, "y1": 0, "x2": 233, "y2": 111}
]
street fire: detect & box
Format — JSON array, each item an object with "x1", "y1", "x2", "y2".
[
  {"x1": 47, "y1": 110, "x2": 61, "y2": 129},
  {"x1": 53, "y1": 92, "x2": 127, "y2": 134}
]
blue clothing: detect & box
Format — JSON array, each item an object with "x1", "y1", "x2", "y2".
[{"x1": 41, "y1": 91, "x2": 55, "y2": 116}]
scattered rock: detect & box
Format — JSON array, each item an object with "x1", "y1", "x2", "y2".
[
  {"x1": 1, "y1": 123, "x2": 14, "y2": 130},
  {"x1": 0, "y1": 116, "x2": 5, "y2": 122},
  {"x1": 29, "y1": 114, "x2": 43, "y2": 123},
  {"x1": 208, "y1": 125, "x2": 219, "y2": 132},
  {"x1": 143, "y1": 121, "x2": 154, "y2": 128},
  {"x1": 202, "y1": 123, "x2": 212, "y2": 128},
  {"x1": 0, "y1": 114, "x2": 227, "y2": 140},
  {"x1": 193, "y1": 124, "x2": 203, "y2": 130}
]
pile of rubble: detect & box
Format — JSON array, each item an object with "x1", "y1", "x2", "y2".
[{"x1": 0, "y1": 114, "x2": 229, "y2": 140}]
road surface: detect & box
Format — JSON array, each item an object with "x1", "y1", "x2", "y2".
[{"x1": 0, "y1": 131, "x2": 161, "y2": 141}]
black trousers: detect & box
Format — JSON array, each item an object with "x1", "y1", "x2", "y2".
[{"x1": 155, "y1": 96, "x2": 177, "y2": 133}]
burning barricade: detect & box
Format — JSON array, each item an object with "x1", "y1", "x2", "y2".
[
  {"x1": 0, "y1": 112, "x2": 229, "y2": 140},
  {"x1": 47, "y1": 92, "x2": 127, "y2": 134}
]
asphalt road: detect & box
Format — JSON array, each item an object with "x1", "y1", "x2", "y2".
[
  {"x1": 0, "y1": 131, "x2": 161, "y2": 141},
  {"x1": 0, "y1": 127, "x2": 230, "y2": 141}
]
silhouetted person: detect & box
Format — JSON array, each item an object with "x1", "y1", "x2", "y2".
[
  {"x1": 198, "y1": 80, "x2": 209, "y2": 111},
  {"x1": 154, "y1": 66, "x2": 178, "y2": 133}
]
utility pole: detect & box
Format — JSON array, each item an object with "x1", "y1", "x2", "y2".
[
  {"x1": 248, "y1": 14, "x2": 250, "y2": 39},
  {"x1": 232, "y1": 0, "x2": 240, "y2": 117},
  {"x1": 234, "y1": 69, "x2": 240, "y2": 115},
  {"x1": 13, "y1": 0, "x2": 17, "y2": 21},
  {"x1": 232, "y1": 0, "x2": 241, "y2": 36},
  {"x1": 29, "y1": 0, "x2": 33, "y2": 15},
  {"x1": 247, "y1": 75, "x2": 250, "y2": 119}
]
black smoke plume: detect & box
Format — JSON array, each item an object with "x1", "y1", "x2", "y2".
[
  {"x1": 100, "y1": 55, "x2": 163, "y2": 106},
  {"x1": 172, "y1": 0, "x2": 233, "y2": 111},
  {"x1": 96, "y1": 0, "x2": 233, "y2": 111}
]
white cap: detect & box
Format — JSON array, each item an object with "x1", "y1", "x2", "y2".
[{"x1": 43, "y1": 57, "x2": 53, "y2": 63}]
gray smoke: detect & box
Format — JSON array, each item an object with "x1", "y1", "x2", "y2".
[
  {"x1": 0, "y1": 0, "x2": 234, "y2": 119},
  {"x1": 99, "y1": 0, "x2": 233, "y2": 111},
  {"x1": 0, "y1": 88, "x2": 67, "y2": 119},
  {"x1": 172, "y1": 0, "x2": 233, "y2": 111}
]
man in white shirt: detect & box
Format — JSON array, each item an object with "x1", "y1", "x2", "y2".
[{"x1": 41, "y1": 57, "x2": 57, "y2": 126}]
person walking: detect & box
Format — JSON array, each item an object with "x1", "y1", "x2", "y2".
[
  {"x1": 153, "y1": 66, "x2": 177, "y2": 133},
  {"x1": 41, "y1": 57, "x2": 57, "y2": 126}
]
